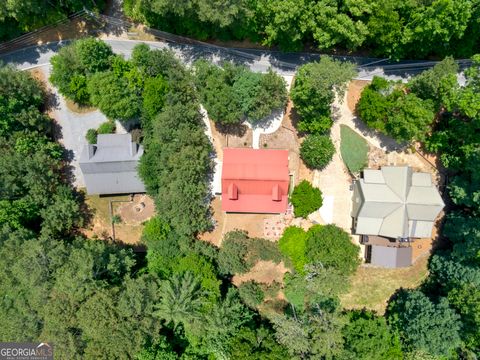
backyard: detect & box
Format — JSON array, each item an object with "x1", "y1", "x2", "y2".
[
  {"x1": 341, "y1": 255, "x2": 429, "y2": 314},
  {"x1": 82, "y1": 193, "x2": 154, "y2": 245}
]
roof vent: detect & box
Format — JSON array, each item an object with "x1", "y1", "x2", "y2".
[
  {"x1": 228, "y1": 183, "x2": 238, "y2": 200},
  {"x1": 272, "y1": 184, "x2": 281, "y2": 201}
]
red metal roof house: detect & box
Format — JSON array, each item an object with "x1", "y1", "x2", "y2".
[{"x1": 221, "y1": 148, "x2": 289, "y2": 213}]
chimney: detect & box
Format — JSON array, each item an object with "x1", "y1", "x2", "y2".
[
  {"x1": 88, "y1": 145, "x2": 97, "y2": 159},
  {"x1": 130, "y1": 142, "x2": 138, "y2": 157}
]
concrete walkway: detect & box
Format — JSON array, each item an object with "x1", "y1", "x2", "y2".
[{"x1": 334, "y1": 92, "x2": 402, "y2": 152}]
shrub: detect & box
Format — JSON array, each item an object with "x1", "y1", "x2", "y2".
[
  {"x1": 290, "y1": 180, "x2": 323, "y2": 218},
  {"x1": 218, "y1": 231, "x2": 283, "y2": 275},
  {"x1": 238, "y1": 280, "x2": 265, "y2": 308},
  {"x1": 246, "y1": 238, "x2": 283, "y2": 267},
  {"x1": 283, "y1": 272, "x2": 306, "y2": 312},
  {"x1": 300, "y1": 134, "x2": 335, "y2": 169},
  {"x1": 111, "y1": 215, "x2": 122, "y2": 224},
  {"x1": 340, "y1": 125, "x2": 368, "y2": 174},
  {"x1": 279, "y1": 226, "x2": 308, "y2": 274},
  {"x1": 305, "y1": 224, "x2": 360, "y2": 275},
  {"x1": 97, "y1": 121, "x2": 116, "y2": 134},
  {"x1": 218, "y1": 231, "x2": 250, "y2": 275},
  {"x1": 85, "y1": 128, "x2": 97, "y2": 144}
]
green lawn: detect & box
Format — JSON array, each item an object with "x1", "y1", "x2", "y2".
[{"x1": 340, "y1": 125, "x2": 369, "y2": 174}]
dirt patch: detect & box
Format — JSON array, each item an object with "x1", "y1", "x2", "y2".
[
  {"x1": 367, "y1": 146, "x2": 440, "y2": 184},
  {"x1": 5, "y1": 17, "x2": 99, "y2": 53},
  {"x1": 117, "y1": 194, "x2": 155, "y2": 225},
  {"x1": 126, "y1": 25, "x2": 156, "y2": 41},
  {"x1": 199, "y1": 197, "x2": 224, "y2": 247},
  {"x1": 224, "y1": 213, "x2": 278, "y2": 239},
  {"x1": 341, "y1": 255, "x2": 429, "y2": 315},
  {"x1": 347, "y1": 80, "x2": 370, "y2": 113},
  {"x1": 28, "y1": 68, "x2": 47, "y2": 83},
  {"x1": 260, "y1": 100, "x2": 313, "y2": 185},
  {"x1": 232, "y1": 260, "x2": 289, "y2": 286},
  {"x1": 65, "y1": 99, "x2": 97, "y2": 114}
]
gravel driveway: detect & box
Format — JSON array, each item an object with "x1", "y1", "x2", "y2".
[{"x1": 41, "y1": 65, "x2": 109, "y2": 187}]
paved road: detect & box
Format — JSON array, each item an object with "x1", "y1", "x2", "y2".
[{"x1": 0, "y1": 38, "x2": 460, "y2": 81}]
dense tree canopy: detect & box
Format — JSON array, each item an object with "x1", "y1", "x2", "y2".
[
  {"x1": 194, "y1": 60, "x2": 287, "y2": 125},
  {"x1": 357, "y1": 76, "x2": 435, "y2": 143},
  {"x1": 387, "y1": 290, "x2": 462, "y2": 356},
  {"x1": 342, "y1": 310, "x2": 403, "y2": 360},
  {"x1": 123, "y1": 0, "x2": 480, "y2": 59},
  {"x1": 291, "y1": 57, "x2": 356, "y2": 134}
]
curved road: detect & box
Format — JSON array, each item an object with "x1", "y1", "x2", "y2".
[{"x1": 0, "y1": 38, "x2": 462, "y2": 82}]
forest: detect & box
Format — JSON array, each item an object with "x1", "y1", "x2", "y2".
[
  {"x1": 0, "y1": 34, "x2": 479, "y2": 358},
  {"x1": 1, "y1": 1, "x2": 479, "y2": 60},
  {"x1": 123, "y1": 0, "x2": 480, "y2": 59},
  {"x1": 0, "y1": 0, "x2": 101, "y2": 41}
]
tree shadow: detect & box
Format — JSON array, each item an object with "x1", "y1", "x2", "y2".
[
  {"x1": 349, "y1": 105, "x2": 406, "y2": 153},
  {"x1": 0, "y1": 41, "x2": 68, "y2": 67},
  {"x1": 167, "y1": 42, "x2": 257, "y2": 69},
  {"x1": 214, "y1": 121, "x2": 248, "y2": 137}
]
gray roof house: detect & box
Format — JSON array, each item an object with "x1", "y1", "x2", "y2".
[
  {"x1": 79, "y1": 134, "x2": 146, "y2": 195},
  {"x1": 352, "y1": 166, "x2": 444, "y2": 268}
]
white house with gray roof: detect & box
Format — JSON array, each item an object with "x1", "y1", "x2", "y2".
[
  {"x1": 352, "y1": 166, "x2": 444, "y2": 240},
  {"x1": 352, "y1": 166, "x2": 444, "y2": 268},
  {"x1": 79, "y1": 133, "x2": 145, "y2": 195}
]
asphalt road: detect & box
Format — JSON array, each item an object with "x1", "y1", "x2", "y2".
[{"x1": 0, "y1": 38, "x2": 457, "y2": 81}]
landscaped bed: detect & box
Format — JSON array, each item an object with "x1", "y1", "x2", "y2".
[{"x1": 340, "y1": 124, "x2": 369, "y2": 174}]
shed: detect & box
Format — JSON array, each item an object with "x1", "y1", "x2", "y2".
[
  {"x1": 221, "y1": 148, "x2": 289, "y2": 213},
  {"x1": 368, "y1": 245, "x2": 413, "y2": 268}
]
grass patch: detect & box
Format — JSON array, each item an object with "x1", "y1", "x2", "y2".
[
  {"x1": 340, "y1": 255, "x2": 429, "y2": 315},
  {"x1": 85, "y1": 194, "x2": 131, "y2": 224},
  {"x1": 340, "y1": 125, "x2": 368, "y2": 174}
]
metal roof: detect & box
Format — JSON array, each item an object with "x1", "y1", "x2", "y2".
[
  {"x1": 370, "y1": 245, "x2": 412, "y2": 268},
  {"x1": 79, "y1": 134, "x2": 145, "y2": 195},
  {"x1": 221, "y1": 148, "x2": 289, "y2": 213},
  {"x1": 353, "y1": 166, "x2": 444, "y2": 239}
]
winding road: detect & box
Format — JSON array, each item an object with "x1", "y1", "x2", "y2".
[{"x1": 0, "y1": 37, "x2": 461, "y2": 82}]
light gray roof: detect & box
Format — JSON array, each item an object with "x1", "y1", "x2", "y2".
[
  {"x1": 352, "y1": 166, "x2": 444, "y2": 239},
  {"x1": 370, "y1": 245, "x2": 412, "y2": 268},
  {"x1": 79, "y1": 134, "x2": 145, "y2": 195}
]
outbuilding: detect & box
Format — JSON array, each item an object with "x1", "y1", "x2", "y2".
[{"x1": 221, "y1": 148, "x2": 289, "y2": 213}]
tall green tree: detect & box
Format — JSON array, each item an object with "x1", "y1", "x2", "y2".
[
  {"x1": 291, "y1": 57, "x2": 356, "y2": 133},
  {"x1": 387, "y1": 290, "x2": 462, "y2": 356}
]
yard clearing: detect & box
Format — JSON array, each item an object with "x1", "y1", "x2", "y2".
[
  {"x1": 340, "y1": 255, "x2": 429, "y2": 315},
  {"x1": 82, "y1": 193, "x2": 154, "y2": 245}
]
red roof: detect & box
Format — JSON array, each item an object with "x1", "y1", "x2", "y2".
[{"x1": 222, "y1": 148, "x2": 289, "y2": 213}]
